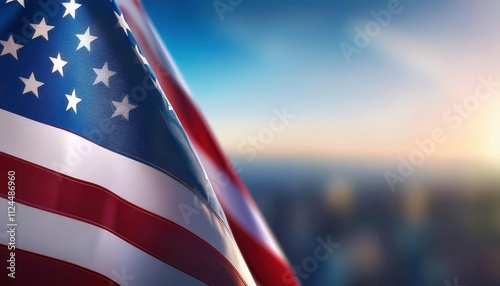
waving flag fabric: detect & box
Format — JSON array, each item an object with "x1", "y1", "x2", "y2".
[
  {"x1": 0, "y1": 1, "x2": 256, "y2": 285},
  {"x1": 117, "y1": 1, "x2": 300, "y2": 285}
]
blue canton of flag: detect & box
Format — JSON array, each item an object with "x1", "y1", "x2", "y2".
[{"x1": 0, "y1": 0, "x2": 225, "y2": 219}]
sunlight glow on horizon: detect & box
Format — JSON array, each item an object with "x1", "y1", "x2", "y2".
[{"x1": 144, "y1": 0, "x2": 500, "y2": 165}]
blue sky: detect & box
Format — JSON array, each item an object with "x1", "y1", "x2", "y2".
[{"x1": 142, "y1": 0, "x2": 500, "y2": 165}]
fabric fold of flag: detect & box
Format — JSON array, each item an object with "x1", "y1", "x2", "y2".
[{"x1": 0, "y1": 1, "x2": 256, "y2": 285}]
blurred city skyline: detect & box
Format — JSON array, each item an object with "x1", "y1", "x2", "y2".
[{"x1": 143, "y1": 0, "x2": 500, "y2": 168}]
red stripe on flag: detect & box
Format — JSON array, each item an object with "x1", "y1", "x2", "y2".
[
  {"x1": 0, "y1": 245, "x2": 117, "y2": 286},
  {"x1": 0, "y1": 152, "x2": 246, "y2": 286}
]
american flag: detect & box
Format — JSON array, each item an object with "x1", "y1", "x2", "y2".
[
  {"x1": 117, "y1": 1, "x2": 300, "y2": 285},
  {"x1": 0, "y1": 0, "x2": 256, "y2": 285}
]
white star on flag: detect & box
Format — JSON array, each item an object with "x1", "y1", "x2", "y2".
[
  {"x1": 19, "y1": 72, "x2": 44, "y2": 98},
  {"x1": 112, "y1": 95, "x2": 136, "y2": 121},
  {"x1": 50, "y1": 52, "x2": 68, "y2": 76},
  {"x1": 114, "y1": 11, "x2": 130, "y2": 35},
  {"x1": 153, "y1": 78, "x2": 173, "y2": 111},
  {"x1": 93, "y1": 62, "x2": 116, "y2": 87},
  {"x1": 62, "y1": 0, "x2": 81, "y2": 19},
  {"x1": 5, "y1": 0, "x2": 24, "y2": 7},
  {"x1": 76, "y1": 27, "x2": 98, "y2": 51},
  {"x1": 0, "y1": 35, "x2": 23, "y2": 60},
  {"x1": 31, "y1": 18, "x2": 54, "y2": 40},
  {"x1": 65, "y1": 89, "x2": 82, "y2": 113},
  {"x1": 134, "y1": 45, "x2": 149, "y2": 67}
]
